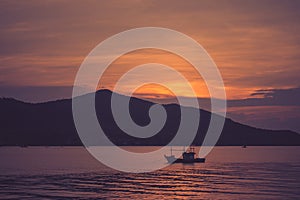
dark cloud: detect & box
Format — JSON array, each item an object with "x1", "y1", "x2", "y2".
[{"x1": 231, "y1": 87, "x2": 300, "y2": 106}]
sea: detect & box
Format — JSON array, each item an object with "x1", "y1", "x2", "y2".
[{"x1": 0, "y1": 146, "x2": 299, "y2": 199}]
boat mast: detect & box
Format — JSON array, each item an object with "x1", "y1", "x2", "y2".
[{"x1": 190, "y1": 146, "x2": 195, "y2": 153}]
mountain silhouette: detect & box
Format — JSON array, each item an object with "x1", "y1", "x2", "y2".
[{"x1": 0, "y1": 89, "x2": 299, "y2": 146}]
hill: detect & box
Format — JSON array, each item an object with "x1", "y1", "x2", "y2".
[{"x1": 0, "y1": 90, "x2": 299, "y2": 146}]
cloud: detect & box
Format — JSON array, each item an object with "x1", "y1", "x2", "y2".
[
  {"x1": 0, "y1": 0, "x2": 299, "y2": 99},
  {"x1": 0, "y1": 0, "x2": 299, "y2": 132},
  {"x1": 231, "y1": 87, "x2": 300, "y2": 106}
]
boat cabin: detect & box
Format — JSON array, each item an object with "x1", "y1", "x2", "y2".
[{"x1": 182, "y1": 151, "x2": 196, "y2": 161}]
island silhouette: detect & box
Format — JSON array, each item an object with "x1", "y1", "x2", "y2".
[{"x1": 0, "y1": 89, "x2": 299, "y2": 146}]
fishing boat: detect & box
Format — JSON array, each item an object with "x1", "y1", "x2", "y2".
[{"x1": 164, "y1": 147, "x2": 205, "y2": 163}]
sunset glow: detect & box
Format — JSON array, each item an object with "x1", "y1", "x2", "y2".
[
  {"x1": 0, "y1": 1, "x2": 300, "y2": 199},
  {"x1": 0, "y1": 0, "x2": 299, "y2": 132}
]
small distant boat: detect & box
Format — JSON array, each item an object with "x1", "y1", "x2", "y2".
[
  {"x1": 242, "y1": 144, "x2": 247, "y2": 148},
  {"x1": 164, "y1": 146, "x2": 205, "y2": 163}
]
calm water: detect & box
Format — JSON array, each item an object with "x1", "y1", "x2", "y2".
[{"x1": 0, "y1": 146, "x2": 299, "y2": 199}]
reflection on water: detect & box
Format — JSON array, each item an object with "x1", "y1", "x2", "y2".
[{"x1": 0, "y1": 147, "x2": 299, "y2": 199}]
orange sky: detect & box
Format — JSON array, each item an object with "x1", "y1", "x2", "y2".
[
  {"x1": 98, "y1": 49, "x2": 211, "y2": 99},
  {"x1": 0, "y1": 0, "x2": 299, "y2": 100},
  {"x1": 0, "y1": 0, "x2": 299, "y2": 132}
]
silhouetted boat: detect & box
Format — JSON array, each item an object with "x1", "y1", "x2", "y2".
[
  {"x1": 242, "y1": 144, "x2": 247, "y2": 148},
  {"x1": 164, "y1": 147, "x2": 205, "y2": 163}
]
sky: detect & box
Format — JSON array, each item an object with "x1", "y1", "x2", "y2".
[{"x1": 0, "y1": 0, "x2": 299, "y2": 132}]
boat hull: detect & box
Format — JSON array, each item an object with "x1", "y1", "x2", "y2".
[
  {"x1": 164, "y1": 155, "x2": 205, "y2": 163},
  {"x1": 173, "y1": 158, "x2": 205, "y2": 163}
]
